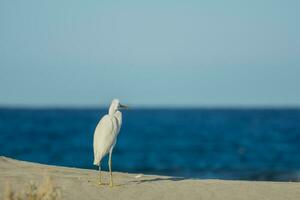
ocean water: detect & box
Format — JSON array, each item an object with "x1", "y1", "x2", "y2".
[{"x1": 0, "y1": 108, "x2": 299, "y2": 181}]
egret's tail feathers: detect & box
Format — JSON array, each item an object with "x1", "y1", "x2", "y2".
[
  {"x1": 93, "y1": 159, "x2": 100, "y2": 166},
  {"x1": 93, "y1": 151, "x2": 104, "y2": 166}
]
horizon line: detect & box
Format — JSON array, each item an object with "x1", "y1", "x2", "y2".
[{"x1": 1, "y1": 104, "x2": 300, "y2": 110}]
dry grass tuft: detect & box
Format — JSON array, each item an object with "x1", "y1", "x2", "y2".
[{"x1": 4, "y1": 176, "x2": 61, "y2": 200}]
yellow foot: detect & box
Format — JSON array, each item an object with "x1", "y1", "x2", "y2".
[
  {"x1": 109, "y1": 182, "x2": 114, "y2": 187},
  {"x1": 98, "y1": 181, "x2": 103, "y2": 185}
]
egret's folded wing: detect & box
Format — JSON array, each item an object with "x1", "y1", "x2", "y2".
[{"x1": 93, "y1": 115, "x2": 115, "y2": 164}]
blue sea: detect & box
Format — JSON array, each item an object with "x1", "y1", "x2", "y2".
[{"x1": 0, "y1": 108, "x2": 299, "y2": 181}]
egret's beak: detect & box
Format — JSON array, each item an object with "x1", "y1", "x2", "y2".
[{"x1": 119, "y1": 104, "x2": 129, "y2": 109}]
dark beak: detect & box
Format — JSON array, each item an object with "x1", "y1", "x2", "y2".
[{"x1": 119, "y1": 103, "x2": 129, "y2": 109}]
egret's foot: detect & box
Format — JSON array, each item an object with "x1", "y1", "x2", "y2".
[
  {"x1": 98, "y1": 181, "x2": 103, "y2": 185},
  {"x1": 109, "y1": 182, "x2": 114, "y2": 187}
]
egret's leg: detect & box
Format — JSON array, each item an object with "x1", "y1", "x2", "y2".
[
  {"x1": 108, "y1": 150, "x2": 113, "y2": 187},
  {"x1": 98, "y1": 164, "x2": 102, "y2": 185}
]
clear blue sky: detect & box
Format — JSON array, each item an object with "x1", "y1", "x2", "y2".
[{"x1": 0, "y1": 0, "x2": 299, "y2": 107}]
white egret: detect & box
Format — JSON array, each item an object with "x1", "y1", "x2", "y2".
[{"x1": 93, "y1": 99, "x2": 128, "y2": 187}]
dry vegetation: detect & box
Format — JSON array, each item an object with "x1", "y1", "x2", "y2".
[{"x1": 4, "y1": 176, "x2": 61, "y2": 200}]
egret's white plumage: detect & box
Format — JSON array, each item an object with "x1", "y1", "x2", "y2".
[{"x1": 93, "y1": 99, "x2": 127, "y2": 187}]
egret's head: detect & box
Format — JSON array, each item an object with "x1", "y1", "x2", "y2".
[{"x1": 109, "y1": 99, "x2": 128, "y2": 114}]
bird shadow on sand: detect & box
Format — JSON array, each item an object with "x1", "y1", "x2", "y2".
[
  {"x1": 127, "y1": 177, "x2": 187, "y2": 185},
  {"x1": 91, "y1": 177, "x2": 190, "y2": 187}
]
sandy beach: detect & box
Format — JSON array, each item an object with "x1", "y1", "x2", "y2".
[{"x1": 0, "y1": 156, "x2": 299, "y2": 200}]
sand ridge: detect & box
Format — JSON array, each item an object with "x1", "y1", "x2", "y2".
[{"x1": 0, "y1": 156, "x2": 299, "y2": 200}]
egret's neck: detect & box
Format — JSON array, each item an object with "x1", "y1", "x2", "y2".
[
  {"x1": 114, "y1": 111, "x2": 122, "y2": 128},
  {"x1": 108, "y1": 105, "x2": 117, "y2": 116},
  {"x1": 108, "y1": 107, "x2": 122, "y2": 129}
]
